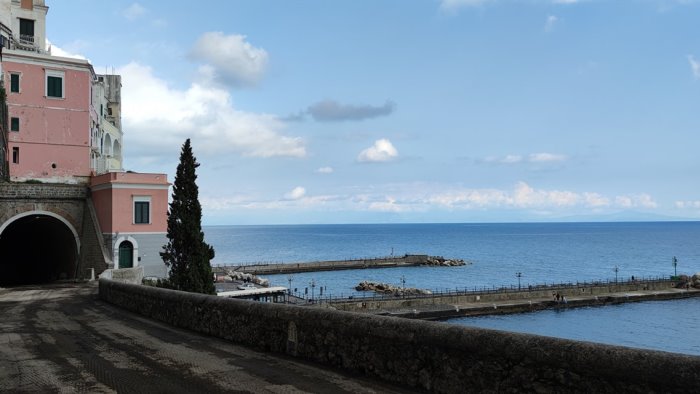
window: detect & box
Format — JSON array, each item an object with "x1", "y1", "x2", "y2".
[
  {"x1": 12, "y1": 147, "x2": 19, "y2": 164},
  {"x1": 10, "y1": 73, "x2": 19, "y2": 93},
  {"x1": 133, "y1": 196, "x2": 151, "y2": 224},
  {"x1": 45, "y1": 70, "x2": 64, "y2": 98},
  {"x1": 10, "y1": 117, "x2": 19, "y2": 132},
  {"x1": 18, "y1": 18, "x2": 34, "y2": 45}
]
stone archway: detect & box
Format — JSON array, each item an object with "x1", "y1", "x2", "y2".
[{"x1": 0, "y1": 211, "x2": 80, "y2": 285}]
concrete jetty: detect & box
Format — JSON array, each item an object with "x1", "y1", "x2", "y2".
[
  {"x1": 388, "y1": 287, "x2": 700, "y2": 320},
  {"x1": 327, "y1": 279, "x2": 700, "y2": 320},
  {"x1": 216, "y1": 254, "x2": 465, "y2": 275}
]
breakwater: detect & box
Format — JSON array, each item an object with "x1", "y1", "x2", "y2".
[
  {"x1": 216, "y1": 254, "x2": 465, "y2": 275},
  {"x1": 325, "y1": 278, "x2": 700, "y2": 319},
  {"x1": 99, "y1": 279, "x2": 700, "y2": 393}
]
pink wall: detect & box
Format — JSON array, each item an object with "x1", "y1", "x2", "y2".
[
  {"x1": 4, "y1": 57, "x2": 93, "y2": 180},
  {"x1": 90, "y1": 172, "x2": 169, "y2": 234},
  {"x1": 8, "y1": 143, "x2": 89, "y2": 180}
]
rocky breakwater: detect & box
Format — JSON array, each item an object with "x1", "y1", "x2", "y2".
[
  {"x1": 421, "y1": 256, "x2": 467, "y2": 266},
  {"x1": 690, "y1": 273, "x2": 700, "y2": 288},
  {"x1": 356, "y1": 281, "x2": 432, "y2": 296},
  {"x1": 223, "y1": 269, "x2": 270, "y2": 287}
]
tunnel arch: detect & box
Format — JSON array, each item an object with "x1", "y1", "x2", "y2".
[{"x1": 0, "y1": 211, "x2": 80, "y2": 286}]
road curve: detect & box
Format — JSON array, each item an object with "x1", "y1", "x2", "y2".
[{"x1": 0, "y1": 283, "x2": 414, "y2": 393}]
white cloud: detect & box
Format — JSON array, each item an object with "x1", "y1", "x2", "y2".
[
  {"x1": 528, "y1": 152, "x2": 567, "y2": 162},
  {"x1": 614, "y1": 194, "x2": 657, "y2": 209},
  {"x1": 675, "y1": 200, "x2": 700, "y2": 209},
  {"x1": 46, "y1": 39, "x2": 87, "y2": 60},
  {"x1": 484, "y1": 154, "x2": 523, "y2": 164},
  {"x1": 201, "y1": 182, "x2": 660, "y2": 217},
  {"x1": 358, "y1": 139, "x2": 399, "y2": 162},
  {"x1": 316, "y1": 166, "x2": 334, "y2": 174},
  {"x1": 483, "y1": 152, "x2": 567, "y2": 164},
  {"x1": 190, "y1": 32, "x2": 268, "y2": 87},
  {"x1": 545, "y1": 15, "x2": 559, "y2": 32},
  {"x1": 688, "y1": 55, "x2": 700, "y2": 79},
  {"x1": 583, "y1": 192, "x2": 609, "y2": 208},
  {"x1": 285, "y1": 186, "x2": 306, "y2": 200},
  {"x1": 123, "y1": 3, "x2": 146, "y2": 21},
  {"x1": 118, "y1": 62, "x2": 305, "y2": 162}
]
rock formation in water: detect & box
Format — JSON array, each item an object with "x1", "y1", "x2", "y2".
[
  {"x1": 224, "y1": 270, "x2": 270, "y2": 287},
  {"x1": 355, "y1": 281, "x2": 432, "y2": 296},
  {"x1": 421, "y1": 256, "x2": 468, "y2": 266}
]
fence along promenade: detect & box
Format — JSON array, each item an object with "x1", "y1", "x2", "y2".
[{"x1": 298, "y1": 276, "x2": 699, "y2": 319}]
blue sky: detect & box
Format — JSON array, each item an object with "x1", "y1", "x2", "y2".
[{"x1": 47, "y1": 0, "x2": 700, "y2": 224}]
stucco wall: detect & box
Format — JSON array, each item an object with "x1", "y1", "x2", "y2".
[
  {"x1": 104, "y1": 233, "x2": 168, "y2": 277},
  {"x1": 99, "y1": 279, "x2": 700, "y2": 393},
  {"x1": 4, "y1": 56, "x2": 93, "y2": 182}
]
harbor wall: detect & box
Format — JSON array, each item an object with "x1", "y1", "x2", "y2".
[
  {"x1": 224, "y1": 254, "x2": 432, "y2": 275},
  {"x1": 330, "y1": 279, "x2": 678, "y2": 313},
  {"x1": 99, "y1": 279, "x2": 700, "y2": 393}
]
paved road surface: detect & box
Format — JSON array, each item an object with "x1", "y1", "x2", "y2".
[{"x1": 0, "y1": 283, "x2": 415, "y2": 393}]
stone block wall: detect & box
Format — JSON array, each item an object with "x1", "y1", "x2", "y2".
[{"x1": 99, "y1": 279, "x2": 700, "y2": 393}]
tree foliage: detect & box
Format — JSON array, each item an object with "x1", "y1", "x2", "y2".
[{"x1": 160, "y1": 139, "x2": 215, "y2": 294}]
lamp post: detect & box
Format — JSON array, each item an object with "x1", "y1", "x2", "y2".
[
  {"x1": 672, "y1": 256, "x2": 678, "y2": 277},
  {"x1": 310, "y1": 279, "x2": 316, "y2": 303},
  {"x1": 613, "y1": 265, "x2": 619, "y2": 283},
  {"x1": 516, "y1": 272, "x2": 522, "y2": 290},
  {"x1": 401, "y1": 275, "x2": 406, "y2": 290},
  {"x1": 287, "y1": 275, "x2": 293, "y2": 303}
]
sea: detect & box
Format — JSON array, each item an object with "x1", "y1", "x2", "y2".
[{"x1": 204, "y1": 222, "x2": 700, "y2": 356}]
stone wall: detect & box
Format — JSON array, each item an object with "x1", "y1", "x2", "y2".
[
  {"x1": 0, "y1": 182, "x2": 109, "y2": 279},
  {"x1": 77, "y1": 198, "x2": 112, "y2": 278},
  {"x1": 99, "y1": 279, "x2": 700, "y2": 393},
  {"x1": 0, "y1": 182, "x2": 87, "y2": 199}
]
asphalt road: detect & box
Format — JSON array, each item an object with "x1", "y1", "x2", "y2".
[{"x1": 0, "y1": 283, "x2": 415, "y2": 393}]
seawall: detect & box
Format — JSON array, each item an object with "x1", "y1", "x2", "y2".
[
  {"x1": 328, "y1": 279, "x2": 687, "y2": 316},
  {"x1": 220, "y1": 254, "x2": 457, "y2": 275},
  {"x1": 99, "y1": 279, "x2": 700, "y2": 393}
]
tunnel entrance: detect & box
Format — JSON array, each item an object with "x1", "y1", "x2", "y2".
[{"x1": 0, "y1": 214, "x2": 78, "y2": 286}]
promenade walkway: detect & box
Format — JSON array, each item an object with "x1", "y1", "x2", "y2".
[
  {"x1": 379, "y1": 287, "x2": 700, "y2": 320},
  {"x1": 0, "y1": 283, "x2": 414, "y2": 393}
]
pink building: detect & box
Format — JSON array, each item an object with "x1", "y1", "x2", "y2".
[
  {"x1": 0, "y1": 0, "x2": 169, "y2": 278},
  {"x1": 91, "y1": 172, "x2": 169, "y2": 277},
  {"x1": 4, "y1": 51, "x2": 93, "y2": 183}
]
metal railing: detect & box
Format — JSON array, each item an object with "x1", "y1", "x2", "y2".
[
  {"x1": 304, "y1": 276, "x2": 674, "y2": 305},
  {"x1": 19, "y1": 34, "x2": 34, "y2": 45}
]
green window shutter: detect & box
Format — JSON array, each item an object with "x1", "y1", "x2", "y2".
[
  {"x1": 47, "y1": 76, "x2": 63, "y2": 97},
  {"x1": 10, "y1": 74, "x2": 19, "y2": 93}
]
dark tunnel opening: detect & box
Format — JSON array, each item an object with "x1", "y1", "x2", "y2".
[{"x1": 0, "y1": 215, "x2": 78, "y2": 286}]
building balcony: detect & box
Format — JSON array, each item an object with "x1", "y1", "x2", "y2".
[{"x1": 19, "y1": 34, "x2": 34, "y2": 46}]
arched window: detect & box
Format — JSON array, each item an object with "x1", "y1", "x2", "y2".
[{"x1": 103, "y1": 134, "x2": 112, "y2": 156}]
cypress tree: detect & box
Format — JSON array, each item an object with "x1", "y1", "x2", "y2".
[{"x1": 161, "y1": 139, "x2": 215, "y2": 294}]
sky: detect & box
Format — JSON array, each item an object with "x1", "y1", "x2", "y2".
[{"x1": 46, "y1": 0, "x2": 700, "y2": 225}]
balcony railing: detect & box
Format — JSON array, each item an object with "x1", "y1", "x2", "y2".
[{"x1": 19, "y1": 34, "x2": 34, "y2": 45}]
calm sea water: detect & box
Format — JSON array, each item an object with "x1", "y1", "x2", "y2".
[{"x1": 204, "y1": 222, "x2": 700, "y2": 355}]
